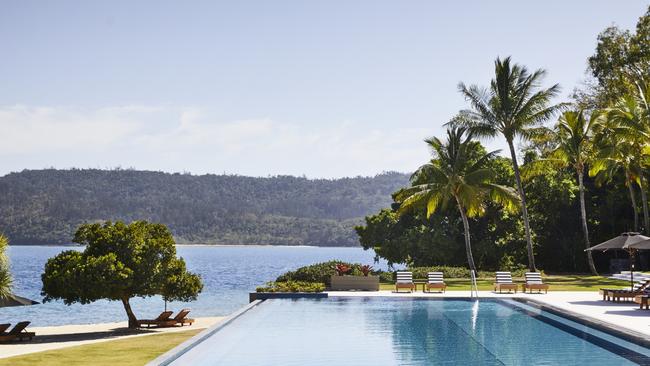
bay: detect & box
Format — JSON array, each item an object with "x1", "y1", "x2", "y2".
[{"x1": 2, "y1": 245, "x2": 391, "y2": 327}]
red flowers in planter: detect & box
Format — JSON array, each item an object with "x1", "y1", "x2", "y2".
[
  {"x1": 360, "y1": 265, "x2": 373, "y2": 277},
  {"x1": 334, "y1": 263, "x2": 351, "y2": 276}
]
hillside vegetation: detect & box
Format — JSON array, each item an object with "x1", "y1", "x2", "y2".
[{"x1": 0, "y1": 169, "x2": 408, "y2": 246}]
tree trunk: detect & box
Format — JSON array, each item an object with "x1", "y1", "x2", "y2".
[
  {"x1": 507, "y1": 140, "x2": 536, "y2": 271},
  {"x1": 577, "y1": 170, "x2": 598, "y2": 275},
  {"x1": 121, "y1": 297, "x2": 138, "y2": 329},
  {"x1": 628, "y1": 179, "x2": 639, "y2": 232},
  {"x1": 456, "y1": 198, "x2": 477, "y2": 272},
  {"x1": 639, "y1": 175, "x2": 650, "y2": 235}
]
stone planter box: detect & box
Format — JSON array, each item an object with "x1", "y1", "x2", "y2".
[{"x1": 330, "y1": 275, "x2": 379, "y2": 291}]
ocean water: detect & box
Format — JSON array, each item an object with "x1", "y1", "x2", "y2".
[{"x1": 2, "y1": 245, "x2": 389, "y2": 327}]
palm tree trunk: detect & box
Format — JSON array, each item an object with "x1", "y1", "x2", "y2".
[
  {"x1": 456, "y1": 200, "x2": 477, "y2": 272},
  {"x1": 577, "y1": 170, "x2": 597, "y2": 275},
  {"x1": 507, "y1": 140, "x2": 536, "y2": 271},
  {"x1": 628, "y1": 179, "x2": 639, "y2": 232},
  {"x1": 639, "y1": 175, "x2": 650, "y2": 234}
]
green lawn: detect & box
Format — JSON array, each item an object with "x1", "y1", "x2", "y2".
[
  {"x1": 0, "y1": 329, "x2": 201, "y2": 366},
  {"x1": 379, "y1": 274, "x2": 630, "y2": 291}
]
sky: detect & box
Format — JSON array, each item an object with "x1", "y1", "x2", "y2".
[{"x1": 0, "y1": 1, "x2": 648, "y2": 178}]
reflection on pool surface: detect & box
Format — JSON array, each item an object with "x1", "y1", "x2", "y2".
[{"x1": 164, "y1": 298, "x2": 650, "y2": 366}]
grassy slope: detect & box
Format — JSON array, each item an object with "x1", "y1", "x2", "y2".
[
  {"x1": 0, "y1": 329, "x2": 201, "y2": 366},
  {"x1": 379, "y1": 275, "x2": 630, "y2": 291}
]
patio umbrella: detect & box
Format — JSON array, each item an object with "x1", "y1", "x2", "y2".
[
  {"x1": 0, "y1": 293, "x2": 39, "y2": 308},
  {"x1": 586, "y1": 232, "x2": 650, "y2": 290}
]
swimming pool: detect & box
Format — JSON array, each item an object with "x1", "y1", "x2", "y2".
[{"x1": 154, "y1": 298, "x2": 650, "y2": 365}]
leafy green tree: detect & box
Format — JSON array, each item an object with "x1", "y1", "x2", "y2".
[
  {"x1": 523, "y1": 110, "x2": 604, "y2": 274},
  {"x1": 394, "y1": 128, "x2": 519, "y2": 271},
  {"x1": 0, "y1": 234, "x2": 12, "y2": 300},
  {"x1": 41, "y1": 221, "x2": 203, "y2": 328},
  {"x1": 578, "y1": 6, "x2": 650, "y2": 108},
  {"x1": 453, "y1": 57, "x2": 564, "y2": 271}
]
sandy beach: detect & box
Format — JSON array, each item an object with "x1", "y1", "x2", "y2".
[{"x1": 0, "y1": 316, "x2": 223, "y2": 359}]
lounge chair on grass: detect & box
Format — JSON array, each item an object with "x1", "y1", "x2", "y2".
[
  {"x1": 173, "y1": 309, "x2": 195, "y2": 326},
  {"x1": 600, "y1": 279, "x2": 650, "y2": 302},
  {"x1": 137, "y1": 310, "x2": 176, "y2": 328},
  {"x1": 424, "y1": 272, "x2": 446, "y2": 293},
  {"x1": 395, "y1": 271, "x2": 415, "y2": 293},
  {"x1": 0, "y1": 321, "x2": 35, "y2": 342},
  {"x1": 494, "y1": 272, "x2": 517, "y2": 293},
  {"x1": 522, "y1": 272, "x2": 549, "y2": 294}
]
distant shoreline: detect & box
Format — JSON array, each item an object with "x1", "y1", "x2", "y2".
[{"x1": 8, "y1": 243, "x2": 363, "y2": 249}]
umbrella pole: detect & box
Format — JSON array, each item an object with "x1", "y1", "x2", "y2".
[{"x1": 630, "y1": 249, "x2": 635, "y2": 291}]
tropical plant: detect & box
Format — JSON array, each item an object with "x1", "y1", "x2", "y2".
[
  {"x1": 523, "y1": 110, "x2": 604, "y2": 274},
  {"x1": 41, "y1": 221, "x2": 203, "y2": 328},
  {"x1": 334, "y1": 263, "x2": 351, "y2": 276},
  {"x1": 359, "y1": 265, "x2": 373, "y2": 276},
  {"x1": 591, "y1": 94, "x2": 650, "y2": 233},
  {"x1": 0, "y1": 234, "x2": 12, "y2": 300},
  {"x1": 452, "y1": 56, "x2": 564, "y2": 271},
  {"x1": 256, "y1": 281, "x2": 325, "y2": 293},
  {"x1": 394, "y1": 127, "x2": 519, "y2": 271}
]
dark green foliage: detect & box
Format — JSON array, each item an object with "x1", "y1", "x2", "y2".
[
  {"x1": 41, "y1": 221, "x2": 203, "y2": 328},
  {"x1": 256, "y1": 281, "x2": 325, "y2": 293},
  {"x1": 275, "y1": 260, "x2": 379, "y2": 285},
  {"x1": 0, "y1": 169, "x2": 408, "y2": 246}
]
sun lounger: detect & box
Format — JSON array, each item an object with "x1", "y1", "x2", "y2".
[
  {"x1": 0, "y1": 324, "x2": 10, "y2": 334},
  {"x1": 0, "y1": 321, "x2": 35, "y2": 342},
  {"x1": 494, "y1": 272, "x2": 517, "y2": 293},
  {"x1": 522, "y1": 272, "x2": 549, "y2": 293},
  {"x1": 634, "y1": 295, "x2": 649, "y2": 309},
  {"x1": 173, "y1": 309, "x2": 195, "y2": 326},
  {"x1": 137, "y1": 310, "x2": 176, "y2": 328},
  {"x1": 395, "y1": 271, "x2": 415, "y2": 293},
  {"x1": 600, "y1": 279, "x2": 650, "y2": 302},
  {"x1": 424, "y1": 272, "x2": 446, "y2": 293}
]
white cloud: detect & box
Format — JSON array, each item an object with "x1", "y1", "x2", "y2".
[{"x1": 0, "y1": 105, "x2": 433, "y2": 177}]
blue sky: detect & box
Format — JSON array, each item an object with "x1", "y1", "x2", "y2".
[{"x1": 0, "y1": 0, "x2": 647, "y2": 178}]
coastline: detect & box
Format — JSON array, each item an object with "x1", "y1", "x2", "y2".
[{"x1": 0, "y1": 317, "x2": 224, "y2": 359}]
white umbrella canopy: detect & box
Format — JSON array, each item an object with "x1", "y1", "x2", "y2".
[{"x1": 585, "y1": 232, "x2": 650, "y2": 290}]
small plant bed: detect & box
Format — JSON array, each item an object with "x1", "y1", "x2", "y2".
[{"x1": 256, "y1": 280, "x2": 325, "y2": 293}]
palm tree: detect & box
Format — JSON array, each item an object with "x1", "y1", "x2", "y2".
[
  {"x1": 452, "y1": 56, "x2": 564, "y2": 271},
  {"x1": 394, "y1": 127, "x2": 519, "y2": 271},
  {"x1": 604, "y1": 95, "x2": 650, "y2": 233},
  {"x1": 0, "y1": 234, "x2": 12, "y2": 300},
  {"x1": 523, "y1": 110, "x2": 604, "y2": 274}
]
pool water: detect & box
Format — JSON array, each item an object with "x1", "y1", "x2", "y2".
[{"x1": 165, "y1": 298, "x2": 650, "y2": 366}]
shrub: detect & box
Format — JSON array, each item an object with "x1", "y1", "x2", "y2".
[
  {"x1": 276, "y1": 260, "x2": 366, "y2": 284},
  {"x1": 256, "y1": 281, "x2": 325, "y2": 293}
]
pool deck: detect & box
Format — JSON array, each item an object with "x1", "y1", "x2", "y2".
[{"x1": 327, "y1": 290, "x2": 650, "y2": 339}]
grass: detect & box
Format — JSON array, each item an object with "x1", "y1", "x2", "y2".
[
  {"x1": 379, "y1": 274, "x2": 630, "y2": 291},
  {"x1": 0, "y1": 329, "x2": 201, "y2": 366}
]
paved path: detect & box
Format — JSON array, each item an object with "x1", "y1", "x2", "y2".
[{"x1": 0, "y1": 316, "x2": 223, "y2": 359}]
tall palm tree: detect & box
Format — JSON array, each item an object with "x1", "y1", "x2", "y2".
[
  {"x1": 605, "y1": 95, "x2": 650, "y2": 233},
  {"x1": 394, "y1": 127, "x2": 519, "y2": 271},
  {"x1": 452, "y1": 56, "x2": 564, "y2": 271},
  {"x1": 0, "y1": 234, "x2": 12, "y2": 300},
  {"x1": 523, "y1": 110, "x2": 604, "y2": 274}
]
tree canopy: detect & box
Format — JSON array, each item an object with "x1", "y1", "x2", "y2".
[{"x1": 41, "y1": 221, "x2": 202, "y2": 328}]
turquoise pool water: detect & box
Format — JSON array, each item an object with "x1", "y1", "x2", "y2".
[{"x1": 164, "y1": 298, "x2": 650, "y2": 366}]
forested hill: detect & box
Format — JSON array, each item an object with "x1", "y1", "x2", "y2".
[{"x1": 0, "y1": 169, "x2": 409, "y2": 246}]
